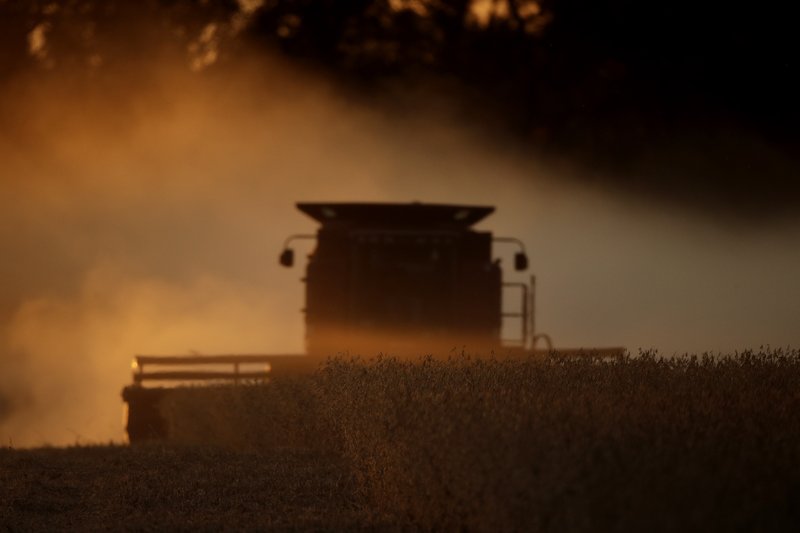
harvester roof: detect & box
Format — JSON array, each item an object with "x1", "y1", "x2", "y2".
[{"x1": 297, "y1": 202, "x2": 495, "y2": 229}]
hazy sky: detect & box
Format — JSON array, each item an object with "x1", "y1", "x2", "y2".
[{"x1": 1, "y1": 49, "x2": 798, "y2": 447}]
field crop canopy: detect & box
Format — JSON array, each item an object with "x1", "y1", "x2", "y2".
[{"x1": 152, "y1": 350, "x2": 800, "y2": 531}]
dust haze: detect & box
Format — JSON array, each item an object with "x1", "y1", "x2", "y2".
[{"x1": 2, "y1": 35, "x2": 800, "y2": 447}]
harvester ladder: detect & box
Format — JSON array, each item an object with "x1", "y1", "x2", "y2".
[{"x1": 501, "y1": 281, "x2": 529, "y2": 347}]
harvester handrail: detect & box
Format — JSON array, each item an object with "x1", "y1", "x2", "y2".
[
  {"x1": 134, "y1": 370, "x2": 272, "y2": 381},
  {"x1": 131, "y1": 353, "x2": 305, "y2": 385},
  {"x1": 135, "y1": 354, "x2": 299, "y2": 365}
]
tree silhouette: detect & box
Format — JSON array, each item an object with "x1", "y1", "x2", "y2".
[{"x1": 2, "y1": 0, "x2": 798, "y2": 216}]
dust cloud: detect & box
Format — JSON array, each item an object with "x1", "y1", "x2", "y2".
[{"x1": 2, "y1": 43, "x2": 800, "y2": 447}]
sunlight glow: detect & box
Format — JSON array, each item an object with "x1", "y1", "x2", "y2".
[{"x1": 27, "y1": 23, "x2": 48, "y2": 60}]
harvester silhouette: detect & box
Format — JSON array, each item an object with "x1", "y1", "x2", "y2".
[{"x1": 122, "y1": 202, "x2": 623, "y2": 441}]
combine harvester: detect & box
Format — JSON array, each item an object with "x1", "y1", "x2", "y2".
[{"x1": 123, "y1": 202, "x2": 623, "y2": 441}]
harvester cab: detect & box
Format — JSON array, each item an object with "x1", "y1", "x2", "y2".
[{"x1": 280, "y1": 202, "x2": 536, "y2": 357}]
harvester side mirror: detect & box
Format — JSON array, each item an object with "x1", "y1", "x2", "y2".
[
  {"x1": 514, "y1": 252, "x2": 529, "y2": 271},
  {"x1": 279, "y1": 248, "x2": 294, "y2": 267},
  {"x1": 494, "y1": 237, "x2": 529, "y2": 271}
]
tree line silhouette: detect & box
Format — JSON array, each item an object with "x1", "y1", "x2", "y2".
[{"x1": 2, "y1": 0, "x2": 798, "y2": 216}]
